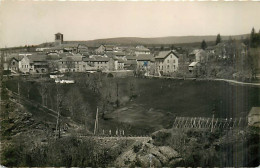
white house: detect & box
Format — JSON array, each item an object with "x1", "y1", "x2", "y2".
[
  {"x1": 19, "y1": 54, "x2": 32, "y2": 73},
  {"x1": 155, "y1": 50, "x2": 179, "y2": 75}
]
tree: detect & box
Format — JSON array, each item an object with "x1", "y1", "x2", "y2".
[
  {"x1": 216, "y1": 34, "x2": 221, "y2": 45},
  {"x1": 249, "y1": 27, "x2": 260, "y2": 48},
  {"x1": 201, "y1": 40, "x2": 207, "y2": 50}
]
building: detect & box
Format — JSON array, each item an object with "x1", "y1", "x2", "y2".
[
  {"x1": 189, "y1": 49, "x2": 207, "y2": 63},
  {"x1": 77, "y1": 44, "x2": 89, "y2": 56},
  {"x1": 55, "y1": 33, "x2": 64, "y2": 45},
  {"x1": 117, "y1": 59, "x2": 125, "y2": 70},
  {"x1": 9, "y1": 57, "x2": 20, "y2": 73},
  {"x1": 188, "y1": 62, "x2": 200, "y2": 73},
  {"x1": 95, "y1": 45, "x2": 115, "y2": 54},
  {"x1": 124, "y1": 60, "x2": 137, "y2": 70},
  {"x1": 134, "y1": 46, "x2": 150, "y2": 56},
  {"x1": 19, "y1": 54, "x2": 33, "y2": 73},
  {"x1": 83, "y1": 56, "x2": 115, "y2": 71},
  {"x1": 136, "y1": 54, "x2": 154, "y2": 69},
  {"x1": 58, "y1": 55, "x2": 84, "y2": 72},
  {"x1": 28, "y1": 54, "x2": 49, "y2": 73},
  {"x1": 155, "y1": 50, "x2": 179, "y2": 75}
]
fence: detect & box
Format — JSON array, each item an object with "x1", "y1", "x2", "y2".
[{"x1": 172, "y1": 117, "x2": 247, "y2": 130}]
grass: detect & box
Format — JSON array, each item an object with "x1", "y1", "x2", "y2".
[{"x1": 4, "y1": 75, "x2": 260, "y2": 135}]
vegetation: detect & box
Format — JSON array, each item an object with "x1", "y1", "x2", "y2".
[
  {"x1": 201, "y1": 40, "x2": 207, "y2": 50},
  {"x1": 216, "y1": 34, "x2": 222, "y2": 45},
  {"x1": 152, "y1": 128, "x2": 259, "y2": 167}
]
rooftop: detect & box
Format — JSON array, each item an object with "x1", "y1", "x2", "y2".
[
  {"x1": 155, "y1": 50, "x2": 179, "y2": 59},
  {"x1": 137, "y1": 54, "x2": 154, "y2": 61}
]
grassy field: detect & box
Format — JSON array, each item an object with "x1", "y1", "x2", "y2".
[{"x1": 4, "y1": 75, "x2": 260, "y2": 135}]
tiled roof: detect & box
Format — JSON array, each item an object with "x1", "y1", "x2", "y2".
[
  {"x1": 135, "y1": 48, "x2": 150, "y2": 52},
  {"x1": 27, "y1": 54, "x2": 48, "y2": 62},
  {"x1": 126, "y1": 55, "x2": 136, "y2": 60},
  {"x1": 114, "y1": 52, "x2": 125, "y2": 56},
  {"x1": 60, "y1": 56, "x2": 83, "y2": 62},
  {"x1": 118, "y1": 59, "x2": 124, "y2": 63},
  {"x1": 155, "y1": 50, "x2": 179, "y2": 59},
  {"x1": 124, "y1": 60, "x2": 137, "y2": 65},
  {"x1": 59, "y1": 53, "x2": 74, "y2": 57},
  {"x1": 136, "y1": 54, "x2": 154, "y2": 61},
  {"x1": 83, "y1": 57, "x2": 110, "y2": 62},
  {"x1": 189, "y1": 62, "x2": 199, "y2": 67}
]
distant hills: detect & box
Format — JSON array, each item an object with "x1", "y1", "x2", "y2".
[
  {"x1": 60, "y1": 34, "x2": 249, "y2": 47},
  {"x1": 32, "y1": 34, "x2": 249, "y2": 49}
]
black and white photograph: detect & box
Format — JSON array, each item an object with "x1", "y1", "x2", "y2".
[{"x1": 0, "y1": 1, "x2": 260, "y2": 167}]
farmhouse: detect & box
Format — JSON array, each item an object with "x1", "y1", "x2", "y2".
[{"x1": 155, "y1": 50, "x2": 179, "y2": 75}]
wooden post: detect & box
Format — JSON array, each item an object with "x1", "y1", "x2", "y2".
[
  {"x1": 213, "y1": 118, "x2": 218, "y2": 129},
  {"x1": 94, "y1": 107, "x2": 99, "y2": 135},
  {"x1": 211, "y1": 114, "x2": 214, "y2": 132}
]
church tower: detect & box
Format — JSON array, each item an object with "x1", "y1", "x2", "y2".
[{"x1": 55, "y1": 33, "x2": 63, "y2": 45}]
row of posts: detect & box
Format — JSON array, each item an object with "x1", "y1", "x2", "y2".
[
  {"x1": 173, "y1": 117, "x2": 244, "y2": 130},
  {"x1": 95, "y1": 129, "x2": 125, "y2": 136}
]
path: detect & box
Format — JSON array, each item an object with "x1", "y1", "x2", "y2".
[{"x1": 146, "y1": 75, "x2": 260, "y2": 86}]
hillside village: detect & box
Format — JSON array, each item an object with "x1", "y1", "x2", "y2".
[{"x1": 2, "y1": 32, "x2": 258, "y2": 81}]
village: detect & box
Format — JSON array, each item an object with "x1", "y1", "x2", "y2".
[
  {"x1": 1, "y1": 1, "x2": 260, "y2": 166},
  {"x1": 1, "y1": 32, "x2": 257, "y2": 82}
]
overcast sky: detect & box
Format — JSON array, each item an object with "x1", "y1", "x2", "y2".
[{"x1": 0, "y1": 1, "x2": 260, "y2": 48}]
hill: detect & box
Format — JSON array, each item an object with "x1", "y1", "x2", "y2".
[{"x1": 36, "y1": 34, "x2": 249, "y2": 48}]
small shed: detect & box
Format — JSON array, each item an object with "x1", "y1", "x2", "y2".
[{"x1": 188, "y1": 62, "x2": 199, "y2": 72}]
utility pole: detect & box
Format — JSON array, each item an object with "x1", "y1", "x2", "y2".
[
  {"x1": 116, "y1": 82, "x2": 119, "y2": 107},
  {"x1": 94, "y1": 107, "x2": 99, "y2": 135},
  {"x1": 211, "y1": 113, "x2": 215, "y2": 132},
  {"x1": 18, "y1": 82, "x2": 20, "y2": 103}
]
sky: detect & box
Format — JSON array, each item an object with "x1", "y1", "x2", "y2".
[{"x1": 0, "y1": 1, "x2": 260, "y2": 48}]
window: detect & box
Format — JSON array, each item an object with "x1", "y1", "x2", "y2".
[
  {"x1": 167, "y1": 60, "x2": 169, "y2": 63},
  {"x1": 167, "y1": 65, "x2": 169, "y2": 69},
  {"x1": 173, "y1": 60, "x2": 175, "y2": 63},
  {"x1": 13, "y1": 62, "x2": 15, "y2": 65},
  {"x1": 174, "y1": 65, "x2": 176, "y2": 69}
]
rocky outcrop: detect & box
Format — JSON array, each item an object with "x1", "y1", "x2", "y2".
[{"x1": 115, "y1": 140, "x2": 182, "y2": 167}]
